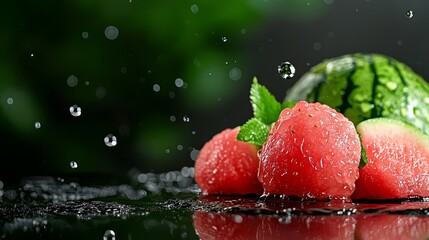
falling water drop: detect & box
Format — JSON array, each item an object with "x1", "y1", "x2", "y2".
[
  {"x1": 6, "y1": 98, "x2": 14, "y2": 105},
  {"x1": 191, "y1": 4, "x2": 199, "y2": 14},
  {"x1": 406, "y1": 10, "x2": 413, "y2": 18},
  {"x1": 104, "y1": 134, "x2": 118, "y2": 147},
  {"x1": 104, "y1": 26, "x2": 119, "y2": 40},
  {"x1": 183, "y1": 116, "x2": 190, "y2": 122},
  {"x1": 67, "y1": 75, "x2": 79, "y2": 87},
  {"x1": 103, "y1": 230, "x2": 116, "y2": 240},
  {"x1": 221, "y1": 36, "x2": 228, "y2": 42},
  {"x1": 70, "y1": 161, "x2": 78, "y2": 169},
  {"x1": 277, "y1": 62, "x2": 296, "y2": 79},
  {"x1": 34, "y1": 122, "x2": 41, "y2": 129},
  {"x1": 69, "y1": 105, "x2": 82, "y2": 117}
]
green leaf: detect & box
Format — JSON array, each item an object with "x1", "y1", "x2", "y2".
[
  {"x1": 359, "y1": 134, "x2": 368, "y2": 169},
  {"x1": 250, "y1": 77, "x2": 282, "y2": 125},
  {"x1": 237, "y1": 118, "x2": 270, "y2": 147},
  {"x1": 282, "y1": 100, "x2": 296, "y2": 109}
]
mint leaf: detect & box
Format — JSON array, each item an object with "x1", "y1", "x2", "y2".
[
  {"x1": 237, "y1": 118, "x2": 270, "y2": 146},
  {"x1": 282, "y1": 100, "x2": 296, "y2": 109},
  {"x1": 359, "y1": 135, "x2": 368, "y2": 169},
  {"x1": 250, "y1": 77, "x2": 282, "y2": 125}
]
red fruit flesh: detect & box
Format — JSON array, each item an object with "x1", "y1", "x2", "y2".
[
  {"x1": 195, "y1": 127, "x2": 263, "y2": 195},
  {"x1": 259, "y1": 101, "x2": 360, "y2": 199},
  {"x1": 353, "y1": 118, "x2": 429, "y2": 199}
]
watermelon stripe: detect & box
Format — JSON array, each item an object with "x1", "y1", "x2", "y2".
[
  {"x1": 338, "y1": 59, "x2": 357, "y2": 113},
  {"x1": 369, "y1": 55, "x2": 382, "y2": 117},
  {"x1": 388, "y1": 58, "x2": 409, "y2": 121}
]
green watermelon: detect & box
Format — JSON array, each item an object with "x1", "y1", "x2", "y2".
[{"x1": 285, "y1": 53, "x2": 429, "y2": 135}]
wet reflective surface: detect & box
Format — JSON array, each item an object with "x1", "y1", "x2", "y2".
[{"x1": 2, "y1": 174, "x2": 429, "y2": 239}]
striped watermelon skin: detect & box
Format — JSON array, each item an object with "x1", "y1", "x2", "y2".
[{"x1": 285, "y1": 53, "x2": 429, "y2": 135}]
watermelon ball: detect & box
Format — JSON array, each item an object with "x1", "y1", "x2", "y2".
[
  {"x1": 353, "y1": 118, "x2": 429, "y2": 199},
  {"x1": 195, "y1": 127, "x2": 263, "y2": 195},
  {"x1": 258, "y1": 101, "x2": 361, "y2": 199}
]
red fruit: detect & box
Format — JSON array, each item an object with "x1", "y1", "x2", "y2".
[
  {"x1": 194, "y1": 127, "x2": 263, "y2": 195},
  {"x1": 259, "y1": 101, "x2": 360, "y2": 199},
  {"x1": 353, "y1": 118, "x2": 429, "y2": 199}
]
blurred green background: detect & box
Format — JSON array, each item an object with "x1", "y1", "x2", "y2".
[{"x1": 1, "y1": 0, "x2": 429, "y2": 178}]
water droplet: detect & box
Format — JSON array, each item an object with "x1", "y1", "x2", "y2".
[
  {"x1": 229, "y1": 67, "x2": 242, "y2": 81},
  {"x1": 175, "y1": 78, "x2": 184, "y2": 88},
  {"x1": 34, "y1": 122, "x2": 41, "y2": 129},
  {"x1": 177, "y1": 145, "x2": 183, "y2": 151},
  {"x1": 103, "y1": 230, "x2": 116, "y2": 240},
  {"x1": 85, "y1": 81, "x2": 90, "y2": 86},
  {"x1": 313, "y1": 42, "x2": 322, "y2": 51},
  {"x1": 105, "y1": 26, "x2": 119, "y2": 40},
  {"x1": 165, "y1": 149, "x2": 170, "y2": 154},
  {"x1": 30, "y1": 53, "x2": 34, "y2": 57},
  {"x1": 183, "y1": 116, "x2": 190, "y2": 122},
  {"x1": 6, "y1": 97, "x2": 14, "y2": 105},
  {"x1": 191, "y1": 130, "x2": 196, "y2": 135},
  {"x1": 104, "y1": 134, "x2": 117, "y2": 147},
  {"x1": 69, "y1": 104, "x2": 82, "y2": 117},
  {"x1": 82, "y1": 31, "x2": 89, "y2": 39},
  {"x1": 70, "y1": 161, "x2": 78, "y2": 169},
  {"x1": 67, "y1": 75, "x2": 79, "y2": 87},
  {"x1": 153, "y1": 84, "x2": 160, "y2": 92},
  {"x1": 170, "y1": 116, "x2": 176, "y2": 122},
  {"x1": 277, "y1": 62, "x2": 296, "y2": 79},
  {"x1": 385, "y1": 81, "x2": 398, "y2": 91},
  {"x1": 190, "y1": 149, "x2": 200, "y2": 161},
  {"x1": 406, "y1": 10, "x2": 413, "y2": 18},
  {"x1": 96, "y1": 87, "x2": 107, "y2": 99},
  {"x1": 397, "y1": 40, "x2": 403, "y2": 47},
  {"x1": 222, "y1": 36, "x2": 228, "y2": 42},
  {"x1": 191, "y1": 4, "x2": 199, "y2": 14}
]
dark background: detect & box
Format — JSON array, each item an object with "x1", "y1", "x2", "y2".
[{"x1": 1, "y1": 0, "x2": 428, "y2": 178}]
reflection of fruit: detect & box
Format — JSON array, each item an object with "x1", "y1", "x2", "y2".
[
  {"x1": 285, "y1": 53, "x2": 429, "y2": 136},
  {"x1": 194, "y1": 127, "x2": 262, "y2": 195},
  {"x1": 193, "y1": 211, "x2": 260, "y2": 240},
  {"x1": 353, "y1": 118, "x2": 429, "y2": 199},
  {"x1": 258, "y1": 101, "x2": 360, "y2": 199},
  {"x1": 257, "y1": 216, "x2": 356, "y2": 240},
  {"x1": 193, "y1": 211, "x2": 356, "y2": 240},
  {"x1": 356, "y1": 214, "x2": 429, "y2": 240}
]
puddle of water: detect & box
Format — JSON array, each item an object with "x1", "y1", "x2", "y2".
[{"x1": 2, "y1": 174, "x2": 429, "y2": 239}]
